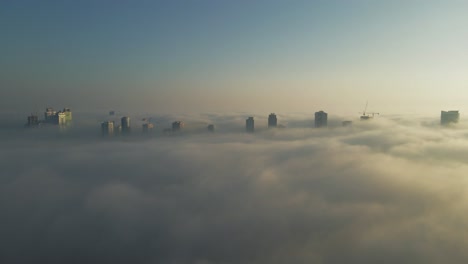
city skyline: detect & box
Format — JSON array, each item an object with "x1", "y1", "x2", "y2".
[
  {"x1": 3, "y1": 2, "x2": 468, "y2": 263},
  {"x1": 22, "y1": 106, "x2": 466, "y2": 134}
]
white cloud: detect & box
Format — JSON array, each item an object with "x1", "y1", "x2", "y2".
[{"x1": 1, "y1": 114, "x2": 468, "y2": 263}]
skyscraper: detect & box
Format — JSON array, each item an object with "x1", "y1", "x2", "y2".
[
  {"x1": 101, "y1": 121, "x2": 114, "y2": 136},
  {"x1": 441, "y1": 110, "x2": 459, "y2": 125},
  {"x1": 268, "y1": 113, "x2": 277, "y2": 128},
  {"x1": 121, "y1": 116, "x2": 131, "y2": 134},
  {"x1": 62, "y1": 108, "x2": 72, "y2": 123},
  {"x1": 44, "y1": 107, "x2": 56, "y2": 123},
  {"x1": 315, "y1": 111, "x2": 328, "y2": 128},
  {"x1": 57, "y1": 112, "x2": 66, "y2": 125},
  {"x1": 246, "y1": 117, "x2": 254, "y2": 133},
  {"x1": 43, "y1": 107, "x2": 72, "y2": 125}
]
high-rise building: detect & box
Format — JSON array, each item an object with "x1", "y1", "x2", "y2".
[
  {"x1": 207, "y1": 124, "x2": 215, "y2": 132},
  {"x1": 172, "y1": 121, "x2": 184, "y2": 131},
  {"x1": 441, "y1": 110, "x2": 459, "y2": 125},
  {"x1": 101, "y1": 121, "x2": 114, "y2": 136},
  {"x1": 268, "y1": 113, "x2": 277, "y2": 128},
  {"x1": 315, "y1": 111, "x2": 328, "y2": 128},
  {"x1": 43, "y1": 107, "x2": 72, "y2": 125},
  {"x1": 246, "y1": 117, "x2": 254, "y2": 133},
  {"x1": 57, "y1": 112, "x2": 66, "y2": 125},
  {"x1": 44, "y1": 107, "x2": 56, "y2": 123},
  {"x1": 62, "y1": 108, "x2": 72, "y2": 123},
  {"x1": 121, "y1": 116, "x2": 131, "y2": 134},
  {"x1": 142, "y1": 123, "x2": 154, "y2": 133},
  {"x1": 27, "y1": 114, "x2": 39, "y2": 127}
]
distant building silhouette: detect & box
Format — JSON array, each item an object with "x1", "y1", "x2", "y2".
[
  {"x1": 268, "y1": 113, "x2": 277, "y2": 128},
  {"x1": 246, "y1": 117, "x2": 254, "y2": 133},
  {"x1": 57, "y1": 112, "x2": 66, "y2": 125},
  {"x1": 207, "y1": 124, "x2": 215, "y2": 132},
  {"x1": 142, "y1": 123, "x2": 154, "y2": 133},
  {"x1": 315, "y1": 111, "x2": 328, "y2": 128},
  {"x1": 27, "y1": 114, "x2": 39, "y2": 127},
  {"x1": 172, "y1": 121, "x2": 184, "y2": 131},
  {"x1": 121, "y1": 116, "x2": 131, "y2": 134},
  {"x1": 101, "y1": 121, "x2": 114, "y2": 136},
  {"x1": 44, "y1": 107, "x2": 56, "y2": 123},
  {"x1": 342, "y1": 120, "x2": 352, "y2": 127},
  {"x1": 441, "y1": 110, "x2": 459, "y2": 125},
  {"x1": 43, "y1": 107, "x2": 72, "y2": 125},
  {"x1": 62, "y1": 108, "x2": 72, "y2": 123}
]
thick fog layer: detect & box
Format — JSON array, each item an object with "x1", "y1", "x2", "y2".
[{"x1": 2, "y1": 114, "x2": 468, "y2": 263}]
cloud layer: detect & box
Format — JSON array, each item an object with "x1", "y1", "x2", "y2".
[{"x1": 2, "y1": 114, "x2": 468, "y2": 263}]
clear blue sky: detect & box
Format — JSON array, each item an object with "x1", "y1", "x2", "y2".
[{"x1": 1, "y1": 0, "x2": 468, "y2": 115}]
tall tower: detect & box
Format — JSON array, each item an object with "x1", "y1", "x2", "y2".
[
  {"x1": 101, "y1": 121, "x2": 114, "y2": 136},
  {"x1": 62, "y1": 108, "x2": 72, "y2": 124},
  {"x1": 246, "y1": 117, "x2": 254, "y2": 133},
  {"x1": 441, "y1": 110, "x2": 459, "y2": 125},
  {"x1": 57, "y1": 112, "x2": 66, "y2": 125},
  {"x1": 315, "y1": 111, "x2": 328, "y2": 128},
  {"x1": 121, "y1": 116, "x2": 131, "y2": 134},
  {"x1": 44, "y1": 107, "x2": 59, "y2": 124},
  {"x1": 268, "y1": 113, "x2": 277, "y2": 128},
  {"x1": 44, "y1": 107, "x2": 56, "y2": 123}
]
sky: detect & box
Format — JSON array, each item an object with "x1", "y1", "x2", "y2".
[{"x1": 1, "y1": 1, "x2": 468, "y2": 115}]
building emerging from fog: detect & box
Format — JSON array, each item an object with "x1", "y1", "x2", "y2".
[
  {"x1": 315, "y1": 111, "x2": 328, "y2": 128},
  {"x1": 43, "y1": 107, "x2": 72, "y2": 125},
  {"x1": 101, "y1": 121, "x2": 114, "y2": 136},
  {"x1": 142, "y1": 123, "x2": 154, "y2": 133},
  {"x1": 26, "y1": 114, "x2": 39, "y2": 127},
  {"x1": 246, "y1": 117, "x2": 254, "y2": 133},
  {"x1": 268, "y1": 113, "x2": 277, "y2": 128},
  {"x1": 172, "y1": 121, "x2": 184, "y2": 131},
  {"x1": 441, "y1": 110, "x2": 459, "y2": 125},
  {"x1": 44, "y1": 107, "x2": 56, "y2": 122},
  {"x1": 207, "y1": 124, "x2": 215, "y2": 132},
  {"x1": 121, "y1": 116, "x2": 131, "y2": 134}
]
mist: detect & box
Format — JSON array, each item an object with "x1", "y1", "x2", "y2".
[{"x1": 2, "y1": 113, "x2": 468, "y2": 263}]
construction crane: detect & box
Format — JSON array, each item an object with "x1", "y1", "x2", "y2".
[{"x1": 360, "y1": 101, "x2": 379, "y2": 120}]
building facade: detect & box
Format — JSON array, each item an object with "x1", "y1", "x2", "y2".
[
  {"x1": 246, "y1": 117, "x2": 254, "y2": 133},
  {"x1": 315, "y1": 111, "x2": 328, "y2": 128},
  {"x1": 101, "y1": 121, "x2": 114, "y2": 136},
  {"x1": 121, "y1": 116, "x2": 131, "y2": 134},
  {"x1": 441, "y1": 110, "x2": 459, "y2": 125},
  {"x1": 268, "y1": 113, "x2": 277, "y2": 128},
  {"x1": 43, "y1": 107, "x2": 72, "y2": 125}
]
